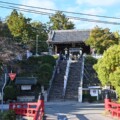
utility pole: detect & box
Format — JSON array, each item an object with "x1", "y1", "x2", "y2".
[{"x1": 36, "y1": 35, "x2": 39, "y2": 56}]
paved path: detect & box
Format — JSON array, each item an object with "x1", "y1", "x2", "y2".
[{"x1": 44, "y1": 101, "x2": 114, "y2": 120}]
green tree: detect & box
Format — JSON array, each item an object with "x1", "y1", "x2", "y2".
[
  {"x1": 7, "y1": 9, "x2": 32, "y2": 43},
  {"x1": 48, "y1": 11, "x2": 74, "y2": 30},
  {"x1": 113, "y1": 31, "x2": 120, "y2": 44},
  {"x1": 109, "y1": 67, "x2": 120, "y2": 98},
  {"x1": 94, "y1": 45, "x2": 120, "y2": 99},
  {"x1": 85, "y1": 26, "x2": 119, "y2": 54},
  {"x1": 0, "y1": 20, "x2": 12, "y2": 37}
]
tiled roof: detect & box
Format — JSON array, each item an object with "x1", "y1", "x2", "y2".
[
  {"x1": 15, "y1": 77, "x2": 37, "y2": 85},
  {"x1": 48, "y1": 29, "x2": 90, "y2": 43}
]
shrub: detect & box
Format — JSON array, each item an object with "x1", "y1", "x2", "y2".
[
  {"x1": 14, "y1": 55, "x2": 56, "y2": 89},
  {"x1": 85, "y1": 55, "x2": 97, "y2": 65},
  {"x1": 1, "y1": 110, "x2": 16, "y2": 120},
  {"x1": 4, "y1": 85, "x2": 17, "y2": 101},
  {"x1": 88, "y1": 96, "x2": 97, "y2": 102},
  {"x1": 83, "y1": 91, "x2": 91, "y2": 102},
  {"x1": 83, "y1": 91, "x2": 97, "y2": 102},
  {"x1": 37, "y1": 63, "x2": 53, "y2": 87},
  {"x1": 40, "y1": 55, "x2": 56, "y2": 66}
]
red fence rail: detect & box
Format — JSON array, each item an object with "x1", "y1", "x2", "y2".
[
  {"x1": 9, "y1": 95, "x2": 44, "y2": 120},
  {"x1": 105, "y1": 98, "x2": 120, "y2": 119}
]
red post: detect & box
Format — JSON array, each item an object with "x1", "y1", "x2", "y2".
[
  {"x1": 33, "y1": 93, "x2": 44, "y2": 120},
  {"x1": 9, "y1": 103, "x2": 13, "y2": 110},
  {"x1": 104, "y1": 90, "x2": 111, "y2": 111},
  {"x1": 38, "y1": 93, "x2": 44, "y2": 115},
  {"x1": 105, "y1": 98, "x2": 111, "y2": 110}
]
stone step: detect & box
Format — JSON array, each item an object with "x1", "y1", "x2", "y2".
[
  {"x1": 65, "y1": 61, "x2": 82, "y2": 100},
  {"x1": 49, "y1": 60, "x2": 67, "y2": 101},
  {"x1": 50, "y1": 91, "x2": 63, "y2": 95}
]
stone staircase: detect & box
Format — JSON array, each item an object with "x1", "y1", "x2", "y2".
[
  {"x1": 65, "y1": 60, "x2": 82, "y2": 101},
  {"x1": 49, "y1": 60, "x2": 67, "y2": 101},
  {"x1": 49, "y1": 56, "x2": 100, "y2": 102}
]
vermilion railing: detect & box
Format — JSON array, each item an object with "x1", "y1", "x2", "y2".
[
  {"x1": 9, "y1": 95, "x2": 44, "y2": 120},
  {"x1": 33, "y1": 98, "x2": 44, "y2": 120},
  {"x1": 105, "y1": 98, "x2": 120, "y2": 119}
]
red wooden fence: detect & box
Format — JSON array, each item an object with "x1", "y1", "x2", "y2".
[
  {"x1": 105, "y1": 98, "x2": 120, "y2": 119},
  {"x1": 9, "y1": 97, "x2": 44, "y2": 120}
]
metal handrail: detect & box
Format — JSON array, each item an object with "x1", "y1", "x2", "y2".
[
  {"x1": 78, "y1": 55, "x2": 85, "y2": 102},
  {"x1": 63, "y1": 57, "x2": 71, "y2": 97},
  {"x1": 80, "y1": 55, "x2": 85, "y2": 87}
]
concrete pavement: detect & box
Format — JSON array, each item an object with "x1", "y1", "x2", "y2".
[
  {"x1": 0, "y1": 102, "x2": 114, "y2": 120},
  {"x1": 44, "y1": 101, "x2": 114, "y2": 120}
]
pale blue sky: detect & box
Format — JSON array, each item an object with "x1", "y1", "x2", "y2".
[{"x1": 0, "y1": 0, "x2": 120, "y2": 32}]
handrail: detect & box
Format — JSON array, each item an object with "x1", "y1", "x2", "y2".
[
  {"x1": 63, "y1": 57, "x2": 71, "y2": 97},
  {"x1": 78, "y1": 55, "x2": 85, "y2": 102},
  {"x1": 47, "y1": 56, "x2": 60, "y2": 101},
  {"x1": 80, "y1": 55, "x2": 85, "y2": 87}
]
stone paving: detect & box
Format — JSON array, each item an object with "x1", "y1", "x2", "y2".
[{"x1": 44, "y1": 101, "x2": 115, "y2": 120}]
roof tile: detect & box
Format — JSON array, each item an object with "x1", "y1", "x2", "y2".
[{"x1": 50, "y1": 29, "x2": 90, "y2": 43}]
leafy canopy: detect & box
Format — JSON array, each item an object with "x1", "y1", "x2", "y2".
[
  {"x1": 48, "y1": 11, "x2": 74, "y2": 30},
  {"x1": 7, "y1": 10, "x2": 48, "y2": 52},
  {"x1": 85, "y1": 26, "x2": 119, "y2": 54},
  {"x1": 7, "y1": 9, "x2": 31, "y2": 43},
  {"x1": 94, "y1": 45, "x2": 120, "y2": 98}
]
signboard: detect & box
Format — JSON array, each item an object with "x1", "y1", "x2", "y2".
[
  {"x1": 21, "y1": 85, "x2": 31, "y2": 90},
  {"x1": 90, "y1": 89, "x2": 98, "y2": 96},
  {"x1": 9, "y1": 73, "x2": 16, "y2": 81}
]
